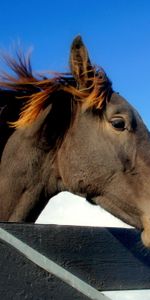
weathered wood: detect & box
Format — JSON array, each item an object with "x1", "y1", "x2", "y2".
[{"x1": 0, "y1": 223, "x2": 150, "y2": 299}]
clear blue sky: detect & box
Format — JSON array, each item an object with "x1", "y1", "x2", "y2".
[{"x1": 0, "y1": 0, "x2": 150, "y2": 128}]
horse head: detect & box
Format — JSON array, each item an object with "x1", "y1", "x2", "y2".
[
  {"x1": 1, "y1": 36, "x2": 150, "y2": 248},
  {"x1": 58, "y1": 37, "x2": 150, "y2": 247}
]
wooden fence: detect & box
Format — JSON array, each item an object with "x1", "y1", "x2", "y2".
[{"x1": 0, "y1": 223, "x2": 150, "y2": 299}]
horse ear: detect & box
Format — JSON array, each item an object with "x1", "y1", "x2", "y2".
[{"x1": 70, "y1": 36, "x2": 93, "y2": 88}]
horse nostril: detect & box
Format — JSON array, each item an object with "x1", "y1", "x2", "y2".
[
  {"x1": 141, "y1": 215, "x2": 150, "y2": 248},
  {"x1": 141, "y1": 230, "x2": 150, "y2": 248}
]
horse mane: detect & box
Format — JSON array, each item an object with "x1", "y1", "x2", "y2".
[{"x1": 0, "y1": 51, "x2": 112, "y2": 128}]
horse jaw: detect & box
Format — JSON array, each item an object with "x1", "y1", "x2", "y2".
[
  {"x1": 92, "y1": 193, "x2": 150, "y2": 248},
  {"x1": 92, "y1": 194, "x2": 141, "y2": 226}
]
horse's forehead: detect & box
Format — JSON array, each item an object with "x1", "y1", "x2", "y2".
[{"x1": 106, "y1": 92, "x2": 137, "y2": 118}]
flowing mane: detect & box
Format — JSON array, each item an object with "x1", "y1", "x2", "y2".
[{"x1": 0, "y1": 51, "x2": 112, "y2": 128}]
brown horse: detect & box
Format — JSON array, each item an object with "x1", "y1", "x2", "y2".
[{"x1": 0, "y1": 36, "x2": 150, "y2": 247}]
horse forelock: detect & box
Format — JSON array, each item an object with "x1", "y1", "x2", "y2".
[{"x1": 0, "y1": 51, "x2": 112, "y2": 128}]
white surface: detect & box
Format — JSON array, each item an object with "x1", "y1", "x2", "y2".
[
  {"x1": 103, "y1": 290, "x2": 150, "y2": 300},
  {"x1": 36, "y1": 192, "x2": 132, "y2": 228}
]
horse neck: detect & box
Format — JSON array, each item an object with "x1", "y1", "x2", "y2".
[{"x1": 0, "y1": 123, "x2": 62, "y2": 222}]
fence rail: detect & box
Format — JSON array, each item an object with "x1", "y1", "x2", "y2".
[{"x1": 0, "y1": 223, "x2": 150, "y2": 299}]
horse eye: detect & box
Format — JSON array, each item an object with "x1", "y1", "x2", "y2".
[{"x1": 110, "y1": 118, "x2": 126, "y2": 131}]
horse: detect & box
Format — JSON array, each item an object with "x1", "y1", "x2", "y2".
[{"x1": 0, "y1": 36, "x2": 150, "y2": 247}]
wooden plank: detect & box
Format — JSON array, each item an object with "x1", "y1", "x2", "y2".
[
  {"x1": 0, "y1": 227, "x2": 108, "y2": 300},
  {"x1": 0, "y1": 227, "x2": 90, "y2": 300},
  {"x1": 0, "y1": 223, "x2": 150, "y2": 299}
]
